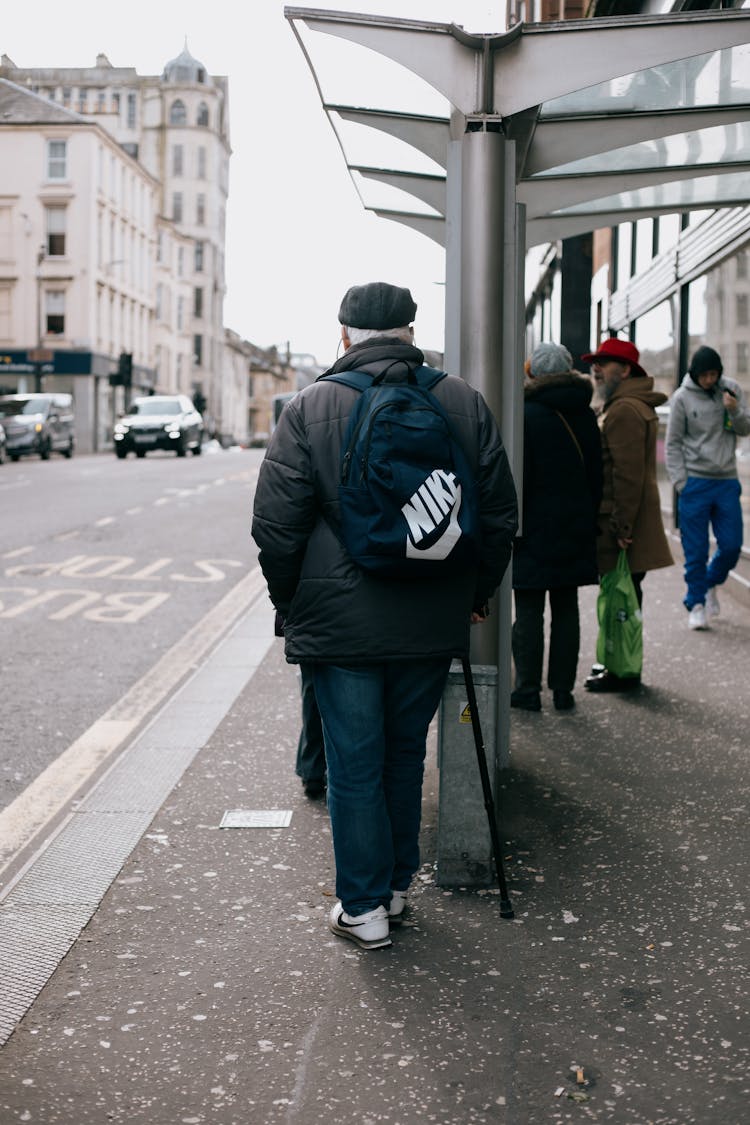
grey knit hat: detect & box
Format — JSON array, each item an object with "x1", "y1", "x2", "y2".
[
  {"x1": 528, "y1": 342, "x2": 573, "y2": 377},
  {"x1": 338, "y1": 282, "x2": 417, "y2": 330}
]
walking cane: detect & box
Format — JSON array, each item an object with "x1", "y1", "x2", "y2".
[{"x1": 460, "y1": 657, "x2": 515, "y2": 919}]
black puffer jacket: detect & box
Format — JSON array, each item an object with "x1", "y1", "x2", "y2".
[
  {"x1": 512, "y1": 371, "x2": 602, "y2": 590},
  {"x1": 252, "y1": 339, "x2": 518, "y2": 664}
]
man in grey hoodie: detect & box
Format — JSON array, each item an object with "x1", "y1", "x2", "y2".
[{"x1": 666, "y1": 345, "x2": 750, "y2": 630}]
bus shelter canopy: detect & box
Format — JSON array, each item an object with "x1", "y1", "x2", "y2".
[{"x1": 285, "y1": 7, "x2": 750, "y2": 248}]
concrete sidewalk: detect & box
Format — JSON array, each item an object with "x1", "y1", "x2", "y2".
[{"x1": 0, "y1": 562, "x2": 748, "y2": 1124}]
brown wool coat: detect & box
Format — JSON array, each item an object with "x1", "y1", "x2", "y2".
[{"x1": 596, "y1": 376, "x2": 674, "y2": 576}]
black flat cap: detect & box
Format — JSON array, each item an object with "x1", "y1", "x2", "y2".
[{"x1": 338, "y1": 282, "x2": 417, "y2": 330}]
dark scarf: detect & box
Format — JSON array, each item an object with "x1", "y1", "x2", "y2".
[{"x1": 320, "y1": 337, "x2": 425, "y2": 381}]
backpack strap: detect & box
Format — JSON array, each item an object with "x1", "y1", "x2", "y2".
[
  {"x1": 414, "y1": 365, "x2": 448, "y2": 391},
  {"x1": 323, "y1": 365, "x2": 447, "y2": 394},
  {"x1": 322, "y1": 370, "x2": 374, "y2": 393}
]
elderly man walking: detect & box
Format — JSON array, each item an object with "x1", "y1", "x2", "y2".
[
  {"x1": 252, "y1": 282, "x2": 518, "y2": 949},
  {"x1": 582, "y1": 338, "x2": 673, "y2": 693}
]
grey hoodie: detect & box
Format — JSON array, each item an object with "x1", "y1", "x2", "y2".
[{"x1": 665, "y1": 373, "x2": 750, "y2": 492}]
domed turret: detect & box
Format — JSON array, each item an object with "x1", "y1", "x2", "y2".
[{"x1": 163, "y1": 41, "x2": 209, "y2": 85}]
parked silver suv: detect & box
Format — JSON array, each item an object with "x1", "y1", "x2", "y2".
[{"x1": 0, "y1": 393, "x2": 75, "y2": 461}]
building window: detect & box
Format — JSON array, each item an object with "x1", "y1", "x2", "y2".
[
  {"x1": 45, "y1": 290, "x2": 65, "y2": 335},
  {"x1": 46, "y1": 140, "x2": 67, "y2": 180},
  {"x1": 194, "y1": 334, "x2": 203, "y2": 366},
  {"x1": 97, "y1": 90, "x2": 106, "y2": 112},
  {"x1": 177, "y1": 296, "x2": 185, "y2": 331},
  {"x1": 194, "y1": 240, "x2": 204, "y2": 272},
  {"x1": 127, "y1": 92, "x2": 136, "y2": 128},
  {"x1": 737, "y1": 252, "x2": 749, "y2": 281},
  {"x1": 156, "y1": 231, "x2": 163, "y2": 263},
  {"x1": 0, "y1": 285, "x2": 11, "y2": 339},
  {"x1": 170, "y1": 99, "x2": 187, "y2": 125},
  {"x1": 737, "y1": 294, "x2": 749, "y2": 328},
  {"x1": 197, "y1": 102, "x2": 209, "y2": 127},
  {"x1": 738, "y1": 341, "x2": 749, "y2": 376},
  {"x1": 62, "y1": 87, "x2": 71, "y2": 108},
  {"x1": 173, "y1": 192, "x2": 183, "y2": 223},
  {"x1": 197, "y1": 146, "x2": 206, "y2": 179},
  {"x1": 45, "y1": 206, "x2": 66, "y2": 256},
  {"x1": 172, "y1": 144, "x2": 184, "y2": 177},
  {"x1": 177, "y1": 246, "x2": 184, "y2": 277},
  {"x1": 112, "y1": 92, "x2": 120, "y2": 114},
  {"x1": 196, "y1": 194, "x2": 205, "y2": 225},
  {"x1": 77, "y1": 90, "x2": 88, "y2": 113},
  {"x1": 194, "y1": 287, "x2": 203, "y2": 318}
]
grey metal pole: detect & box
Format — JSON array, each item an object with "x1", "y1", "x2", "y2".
[
  {"x1": 459, "y1": 128, "x2": 506, "y2": 425},
  {"x1": 443, "y1": 139, "x2": 463, "y2": 375},
  {"x1": 460, "y1": 126, "x2": 508, "y2": 668}
]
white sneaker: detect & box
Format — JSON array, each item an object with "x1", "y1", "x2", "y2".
[
  {"x1": 705, "y1": 587, "x2": 720, "y2": 619},
  {"x1": 329, "y1": 903, "x2": 391, "y2": 949},
  {"x1": 388, "y1": 890, "x2": 408, "y2": 925},
  {"x1": 688, "y1": 604, "x2": 707, "y2": 630}
]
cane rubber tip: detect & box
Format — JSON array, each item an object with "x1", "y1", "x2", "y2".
[{"x1": 500, "y1": 900, "x2": 515, "y2": 919}]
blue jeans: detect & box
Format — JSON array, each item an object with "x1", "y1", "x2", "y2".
[
  {"x1": 678, "y1": 477, "x2": 743, "y2": 609},
  {"x1": 312, "y1": 658, "x2": 451, "y2": 917},
  {"x1": 295, "y1": 664, "x2": 325, "y2": 782}
]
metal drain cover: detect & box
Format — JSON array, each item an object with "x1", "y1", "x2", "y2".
[{"x1": 220, "y1": 809, "x2": 292, "y2": 829}]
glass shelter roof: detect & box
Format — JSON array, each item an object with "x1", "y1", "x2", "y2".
[{"x1": 285, "y1": 7, "x2": 750, "y2": 248}]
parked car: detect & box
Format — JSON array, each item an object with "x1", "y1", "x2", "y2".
[
  {"x1": 0, "y1": 421, "x2": 6, "y2": 464},
  {"x1": 0, "y1": 393, "x2": 75, "y2": 461},
  {"x1": 114, "y1": 395, "x2": 204, "y2": 458}
]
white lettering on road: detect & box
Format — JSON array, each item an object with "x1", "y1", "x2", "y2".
[
  {"x1": 0, "y1": 588, "x2": 101, "y2": 619},
  {"x1": 0, "y1": 586, "x2": 170, "y2": 622},
  {"x1": 5, "y1": 554, "x2": 242, "y2": 582},
  {"x1": 1, "y1": 546, "x2": 34, "y2": 559},
  {"x1": 170, "y1": 559, "x2": 243, "y2": 583},
  {"x1": 83, "y1": 591, "x2": 171, "y2": 622}
]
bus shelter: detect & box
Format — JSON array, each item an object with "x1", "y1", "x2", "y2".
[{"x1": 284, "y1": 6, "x2": 750, "y2": 765}]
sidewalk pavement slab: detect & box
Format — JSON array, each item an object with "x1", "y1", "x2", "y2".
[{"x1": 0, "y1": 564, "x2": 748, "y2": 1123}]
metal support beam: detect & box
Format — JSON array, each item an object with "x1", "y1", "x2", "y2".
[
  {"x1": 330, "y1": 107, "x2": 451, "y2": 168},
  {"x1": 354, "y1": 166, "x2": 446, "y2": 215},
  {"x1": 519, "y1": 160, "x2": 750, "y2": 219},
  {"x1": 495, "y1": 13, "x2": 750, "y2": 117},
  {"x1": 526, "y1": 106, "x2": 750, "y2": 176},
  {"x1": 460, "y1": 127, "x2": 510, "y2": 671}
]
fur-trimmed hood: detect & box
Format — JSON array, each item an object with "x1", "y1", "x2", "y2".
[{"x1": 524, "y1": 370, "x2": 594, "y2": 409}]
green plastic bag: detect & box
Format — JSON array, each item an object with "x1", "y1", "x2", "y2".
[{"x1": 595, "y1": 549, "x2": 643, "y2": 678}]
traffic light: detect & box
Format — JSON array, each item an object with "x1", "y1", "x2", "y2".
[
  {"x1": 109, "y1": 352, "x2": 133, "y2": 387},
  {"x1": 118, "y1": 352, "x2": 133, "y2": 387}
]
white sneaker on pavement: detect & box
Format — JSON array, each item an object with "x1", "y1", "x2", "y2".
[
  {"x1": 688, "y1": 603, "x2": 707, "y2": 630},
  {"x1": 388, "y1": 890, "x2": 408, "y2": 925},
  {"x1": 705, "y1": 587, "x2": 720, "y2": 619},
  {"x1": 329, "y1": 903, "x2": 391, "y2": 949}
]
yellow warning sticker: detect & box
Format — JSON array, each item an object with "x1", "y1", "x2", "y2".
[{"x1": 459, "y1": 703, "x2": 472, "y2": 723}]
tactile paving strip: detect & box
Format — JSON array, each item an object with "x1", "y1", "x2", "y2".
[{"x1": 0, "y1": 595, "x2": 274, "y2": 1046}]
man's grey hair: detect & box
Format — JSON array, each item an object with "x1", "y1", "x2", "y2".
[{"x1": 345, "y1": 325, "x2": 414, "y2": 346}]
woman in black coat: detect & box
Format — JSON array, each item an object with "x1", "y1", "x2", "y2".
[{"x1": 511, "y1": 343, "x2": 603, "y2": 711}]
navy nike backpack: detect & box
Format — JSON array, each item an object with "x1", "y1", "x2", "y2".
[{"x1": 323, "y1": 364, "x2": 481, "y2": 577}]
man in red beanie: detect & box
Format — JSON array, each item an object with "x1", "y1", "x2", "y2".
[{"x1": 581, "y1": 339, "x2": 673, "y2": 692}]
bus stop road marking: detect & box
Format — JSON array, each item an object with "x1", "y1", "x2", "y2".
[{"x1": 0, "y1": 564, "x2": 268, "y2": 881}]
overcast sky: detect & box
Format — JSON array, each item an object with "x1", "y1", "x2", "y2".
[{"x1": 5, "y1": 1, "x2": 504, "y2": 365}]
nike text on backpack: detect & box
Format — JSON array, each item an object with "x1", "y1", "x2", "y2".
[{"x1": 324, "y1": 365, "x2": 481, "y2": 577}]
